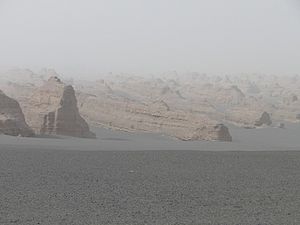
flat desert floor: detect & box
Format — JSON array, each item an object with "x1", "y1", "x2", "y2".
[
  {"x1": 1, "y1": 123, "x2": 300, "y2": 151},
  {"x1": 0, "y1": 125, "x2": 300, "y2": 225}
]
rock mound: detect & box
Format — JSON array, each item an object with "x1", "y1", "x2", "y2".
[
  {"x1": 40, "y1": 86, "x2": 96, "y2": 138},
  {"x1": 191, "y1": 124, "x2": 232, "y2": 142},
  {"x1": 0, "y1": 90, "x2": 34, "y2": 137},
  {"x1": 291, "y1": 94, "x2": 298, "y2": 102},
  {"x1": 277, "y1": 123, "x2": 285, "y2": 129},
  {"x1": 255, "y1": 112, "x2": 272, "y2": 126}
]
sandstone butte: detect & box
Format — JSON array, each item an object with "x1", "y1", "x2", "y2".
[{"x1": 40, "y1": 85, "x2": 96, "y2": 138}]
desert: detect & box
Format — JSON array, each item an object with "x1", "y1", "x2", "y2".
[{"x1": 1, "y1": 0, "x2": 300, "y2": 224}]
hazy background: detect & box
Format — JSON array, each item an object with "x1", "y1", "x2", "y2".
[{"x1": 0, "y1": 0, "x2": 300, "y2": 77}]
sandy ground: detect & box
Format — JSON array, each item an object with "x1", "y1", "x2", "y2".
[
  {"x1": 1, "y1": 125, "x2": 300, "y2": 224},
  {"x1": 0, "y1": 149, "x2": 299, "y2": 225}
]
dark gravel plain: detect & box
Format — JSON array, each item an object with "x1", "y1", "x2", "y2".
[{"x1": 0, "y1": 149, "x2": 299, "y2": 225}]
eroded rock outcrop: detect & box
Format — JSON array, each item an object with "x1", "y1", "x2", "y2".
[
  {"x1": 277, "y1": 122, "x2": 285, "y2": 129},
  {"x1": 17, "y1": 75, "x2": 66, "y2": 132},
  {"x1": 8, "y1": 69, "x2": 300, "y2": 141},
  {"x1": 255, "y1": 112, "x2": 272, "y2": 126},
  {"x1": 190, "y1": 124, "x2": 232, "y2": 142},
  {"x1": 40, "y1": 86, "x2": 96, "y2": 138},
  {"x1": 0, "y1": 90, "x2": 34, "y2": 137}
]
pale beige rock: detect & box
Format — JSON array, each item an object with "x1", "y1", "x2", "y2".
[
  {"x1": 4, "y1": 69, "x2": 300, "y2": 141},
  {"x1": 4, "y1": 75, "x2": 96, "y2": 138},
  {"x1": 21, "y1": 76, "x2": 65, "y2": 132}
]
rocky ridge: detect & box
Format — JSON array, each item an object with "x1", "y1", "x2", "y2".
[{"x1": 2, "y1": 69, "x2": 300, "y2": 141}]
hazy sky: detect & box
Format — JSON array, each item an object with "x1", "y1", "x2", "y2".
[{"x1": 0, "y1": 0, "x2": 300, "y2": 77}]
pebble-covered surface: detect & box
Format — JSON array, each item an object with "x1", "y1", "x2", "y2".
[{"x1": 0, "y1": 149, "x2": 299, "y2": 225}]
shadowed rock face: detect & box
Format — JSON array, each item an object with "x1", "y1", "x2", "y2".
[
  {"x1": 41, "y1": 86, "x2": 96, "y2": 138},
  {"x1": 255, "y1": 112, "x2": 272, "y2": 127},
  {"x1": 0, "y1": 90, "x2": 34, "y2": 137}
]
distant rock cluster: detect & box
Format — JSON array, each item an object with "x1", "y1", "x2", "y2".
[
  {"x1": 0, "y1": 72, "x2": 95, "y2": 139},
  {"x1": 1, "y1": 68, "x2": 300, "y2": 141}
]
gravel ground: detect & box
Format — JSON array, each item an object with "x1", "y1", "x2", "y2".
[{"x1": 0, "y1": 149, "x2": 299, "y2": 225}]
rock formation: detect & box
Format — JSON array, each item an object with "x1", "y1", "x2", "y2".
[
  {"x1": 190, "y1": 124, "x2": 232, "y2": 142},
  {"x1": 0, "y1": 90, "x2": 34, "y2": 137},
  {"x1": 291, "y1": 94, "x2": 298, "y2": 102},
  {"x1": 18, "y1": 76, "x2": 65, "y2": 132},
  {"x1": 255, "y1": 112, "x2": 272, "y2": 126},
  {"x1": 40, "y1": 85, "x2": 96, "y2": 138},
  {"x1": 4, "y1": 69, "x2": 300, "y2": 141},
  {"x1": 212, "y1": 124, "x2": 232, "y2": 141},
  {"x1": 277, "y1": 123, "x2": 285, "y2": 129}
]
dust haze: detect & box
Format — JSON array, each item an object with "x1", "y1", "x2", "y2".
[{"x1": 0, "y1": 0, "x2": 300, "y2": 77}]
